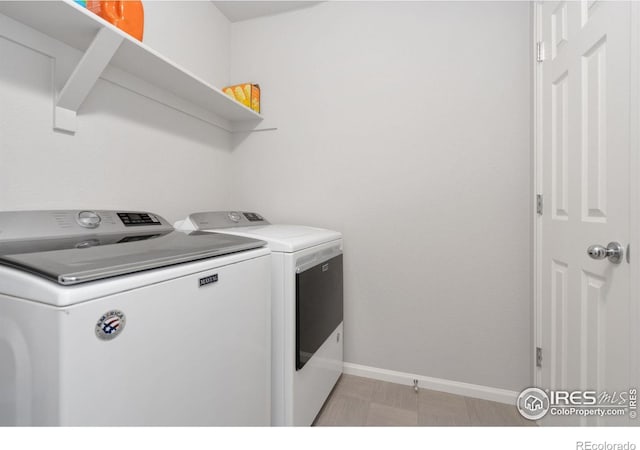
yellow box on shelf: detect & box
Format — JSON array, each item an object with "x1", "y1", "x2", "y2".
[{"x1": 223, "y1": 83, "x2": 260, "y2": 113}]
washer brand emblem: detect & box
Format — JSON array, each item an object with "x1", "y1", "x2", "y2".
[
  {"x1": 95, "y1": 310, "x2": 126, "y2": 340},
  {"x1": 199, "y1": 274, "x2": 218, "y2": 287}
]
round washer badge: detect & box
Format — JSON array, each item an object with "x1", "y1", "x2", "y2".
[{"x1": 95, "y1": 310, "x2": 126, "y2": 340}]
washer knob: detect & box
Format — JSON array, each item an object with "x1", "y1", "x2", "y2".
[
  {"x1": 76, "y1": 211, "x2": 101, "y2": 229},
  {"x1": 228, "y1": 211, "x2": 242, "y2": 223}
]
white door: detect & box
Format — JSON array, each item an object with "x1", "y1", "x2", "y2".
[{"x1": 537, "y1": 0, "x2": 632, "y2": 425}]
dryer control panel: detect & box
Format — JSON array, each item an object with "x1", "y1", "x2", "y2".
[
  {"x1": 187, "y1": 211, "x2": 270, "y2": 230},
  {"x1": 243, "y1": 212, "x2": 264, "y2": 222}
]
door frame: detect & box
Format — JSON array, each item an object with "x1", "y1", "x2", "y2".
[
  {"x1": 532, "y1": 0, "x2": 543, "y2": 390},
  {"x1": 629, "y1": 0, "x2": 640, "y2": 397},
  {"x1": 532, "y1": 0, "x2": 640, "y2": 394}
]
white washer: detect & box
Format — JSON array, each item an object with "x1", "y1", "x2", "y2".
[
  {"x1": 0, "y1": 210, "x2": 271, "y2": 426},
  {"x1": 176, "y1": 211, "x2": 343, "y2": 426}
]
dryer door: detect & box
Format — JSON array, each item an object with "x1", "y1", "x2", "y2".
[{"x1": 295, "y1": 253, "x2": 343, "y2": 370}]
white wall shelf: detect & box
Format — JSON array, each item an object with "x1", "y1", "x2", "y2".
[{"x1": 0, "y1": 0, "x2": 271, "y2": 134}]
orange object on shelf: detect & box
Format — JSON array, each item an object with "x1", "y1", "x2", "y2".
[
  {"x1": 87, "y1": 1, "x2": 144, "y2": 41},
  {"x1": 223, "y1": 83, "x2": 260, "y2": 113}
]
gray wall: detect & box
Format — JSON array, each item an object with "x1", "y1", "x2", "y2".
[
  {"x1": 0, "y1": 1, "x2": 233, "y2": 222},
  {"x1": 229, "y1": 2, "x2": 532, "y2": 391}
]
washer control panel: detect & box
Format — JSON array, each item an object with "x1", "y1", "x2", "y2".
[
  {"x1": 117, "y1": 212, "x2": 162, "y2": 227},
  {"x1": 0, "y1": 210, "x2": 172, "y2": 242}
]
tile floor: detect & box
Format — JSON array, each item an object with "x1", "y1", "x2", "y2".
[{"x1": 313, "y1": 375, "x2": 536, "y2": 426}]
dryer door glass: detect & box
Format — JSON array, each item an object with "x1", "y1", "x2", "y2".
[{"x1": 295, "y1": 254, "x2": 343, "y2": 370}]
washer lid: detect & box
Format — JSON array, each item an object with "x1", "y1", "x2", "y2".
[
  {"x1": 0, "y1": 231, "x2": 266, "y2": 285},
  {"x1": 0, "y1": 210, "x2": 266, "y2": 285}
]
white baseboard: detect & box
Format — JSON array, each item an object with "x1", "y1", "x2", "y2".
[{"x1": 343, "y1": 362, "x2": 519, "y2": 405}]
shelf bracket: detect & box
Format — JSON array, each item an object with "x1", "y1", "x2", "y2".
[
  {"x1": 230, "y1": 119, "x2": 278, "y2": 133},
  {"x1": 54, "y1": 27, "x2": 124, "y2": 133}
]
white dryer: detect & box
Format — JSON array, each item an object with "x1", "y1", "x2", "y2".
[
  {"x1": 176, "y1": 211, "x2": 343, "y2": 426},
  {"x1": 0, "y1": 210, "x2": 271, "y2": 426}
]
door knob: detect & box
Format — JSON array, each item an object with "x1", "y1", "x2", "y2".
[{"x1": 587, "y1": 242, "x2": 624, "y2": 264}]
